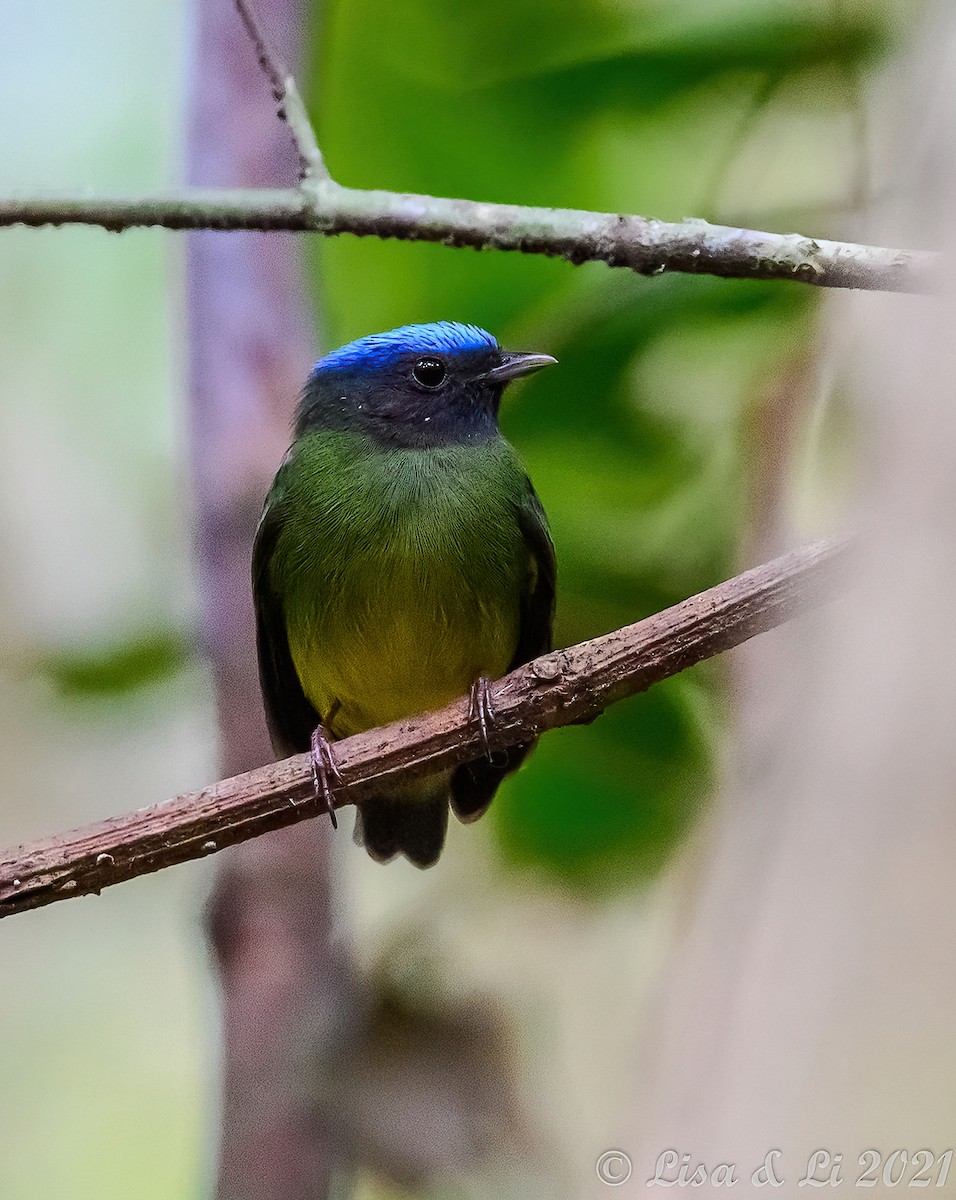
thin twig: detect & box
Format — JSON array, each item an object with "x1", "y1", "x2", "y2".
[
  {"x1": 0, "y1": 539, "x2": 847, "y2": 919},
  {"x1": 234, "y1": 0, "x2": 328, "y2": 180},
  {"x1": 0, "y1": 187, "x2": 932, "y2": 291}
]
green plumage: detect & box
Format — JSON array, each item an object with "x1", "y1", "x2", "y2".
[
  {"x1": 252, "y1": 321, "x2": 556, "y2": 867},
  {"x1": 273, "y1": 431, "x2": 528, "y2": 734}
]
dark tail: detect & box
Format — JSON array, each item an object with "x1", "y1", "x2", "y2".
[
  {"x1": 357, "y1": 741, "x2": 537, "y2": 866},
  {"x1": 450, "y1": 739, "x2": 536, "y2": 824},
  {"x1": 356, "y1": 786, "x2": 449, "y2": 868}
]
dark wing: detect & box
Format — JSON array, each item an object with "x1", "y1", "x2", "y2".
[
  {"x1": 252, "y1": 495, "x2": 319, "y2": 757},
  {"x1": 507, "y1": 482, "x2": 557, "y2": 672},
  {"x1": 450, "y1": 481, "x2": 556, "y2": 823}
]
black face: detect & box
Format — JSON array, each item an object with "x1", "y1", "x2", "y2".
[
  {"x1": 294, "y1": 321, "x2": 557, "y2": 447},
  {"x1": 296, "y1": 343, "x2": 554, "y2": 448}
]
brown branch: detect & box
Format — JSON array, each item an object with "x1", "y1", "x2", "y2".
[{"x1": 0, "y1": 538, "x2": 846, "y2": 920}]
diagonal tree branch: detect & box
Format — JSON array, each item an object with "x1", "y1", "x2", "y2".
[
  {"x1": 0, "y1": 186, "x2": 932, "y2": 292},
  {"x1": 0, "y1": 538, "x2": 846, "y2": 920}
]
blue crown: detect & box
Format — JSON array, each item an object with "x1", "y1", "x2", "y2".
[{"x1": 312, "y1": 322, "x2": 498, "y2": 376}]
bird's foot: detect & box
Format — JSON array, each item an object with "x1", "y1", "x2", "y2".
[
  {"x1": 468, "y1": 676, "x2": 497, "y2": 762},
  {"x1": 310, "y1": 724, "x2": 341, "y2": 830}
]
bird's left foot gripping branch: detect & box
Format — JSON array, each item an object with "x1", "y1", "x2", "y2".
[{"x1": 253, "y1": 321, "x2": 557, "y2": 867}]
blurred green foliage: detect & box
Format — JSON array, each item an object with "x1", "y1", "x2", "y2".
[
  {"x1": 306, "y1": 0, "x2": 883, "y2": 889},
  {"x1": 39, "y1": 630, "x2": 190, "y2": 699}
]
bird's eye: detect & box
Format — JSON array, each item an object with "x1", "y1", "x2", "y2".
[{"x1": 412, "y1": 357, "x2": 447, "y2": 389}]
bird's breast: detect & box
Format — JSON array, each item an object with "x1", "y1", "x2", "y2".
[{"x1": 274, "y1": 433, "x2": 529, "y2": 735}]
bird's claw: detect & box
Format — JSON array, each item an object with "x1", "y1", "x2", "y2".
[
  {"x1": 310, "y1": 725, "x2": 341, "y2": 829},
  {"x1": 468, "y1": 676, "x2": 496, "y2": 762}
]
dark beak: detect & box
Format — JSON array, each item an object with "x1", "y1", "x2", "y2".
[{"x1": 480, "y1": 351, "x2": 558, "y2": 384}]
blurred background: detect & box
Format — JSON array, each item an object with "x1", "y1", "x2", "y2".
[{"x1": 0, "y1": 0, "x2": 940, "y2": 1197}]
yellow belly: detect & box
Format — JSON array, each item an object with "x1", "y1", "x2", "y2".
[{"x1": 289, "y1": 580, "x2": 518, "y2": 738}]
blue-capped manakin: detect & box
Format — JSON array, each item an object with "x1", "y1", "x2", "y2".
[{"x1": 253, "y1": 322, "x2": 556, "y2": 867}]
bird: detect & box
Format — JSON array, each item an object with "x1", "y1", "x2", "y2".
[{"x1": 252, "y1": 321, "x2": 556, "y2": 867}]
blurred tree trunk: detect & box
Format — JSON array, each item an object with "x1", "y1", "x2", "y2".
[
  {"x1": 611, "y1": 9, "x2": 956, "y2": 1198},
  {"x1": 185, "y1": 1, "x2": 345, "y2": 1197}
]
